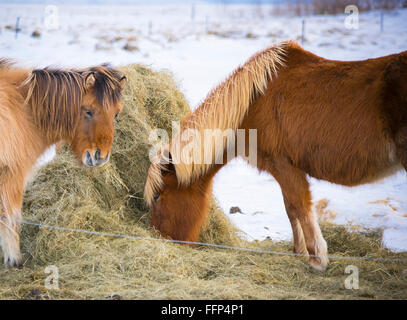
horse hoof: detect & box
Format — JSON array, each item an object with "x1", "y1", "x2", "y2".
[
  {"x1": 309, "y1": 256, "x2": 329, "y2": 272},
  {"x1": 4, "y1": 256, "x2": 23, "y2": 269}
]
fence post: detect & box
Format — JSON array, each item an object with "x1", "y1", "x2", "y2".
[
  {"x1": 191, "y1": 3, "x2": 196, "y2": 22},
  {"x1": 15, "y1": 16, "x2": 21, "y2": 39},
  {"x1": 380, "y1": 11, "x2": 384, "y2": 32},
  {"x1": 301, "y1": 19, "x2": 305, "y2": 45}
]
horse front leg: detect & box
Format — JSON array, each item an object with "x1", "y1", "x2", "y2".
[
  {"x1": 282, "y1": 197, "x2": 308, "y2": 256},
  {"x1": 270, "y1": 158, "x2": 329, "y2": 271},
  {"x1": 257, "y1": 154, "x2": 308, "y2": 256},
  {"x1": 0, "y1": 171, "x2": 23, "y2": 268}
]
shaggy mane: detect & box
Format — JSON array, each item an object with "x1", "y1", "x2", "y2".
[
  {"x1": 23, "y1": 64, "x2": 124, "y2": 141},
  {"x1": 145, "y1": 41, "x2": 290, "y2": 206},
  {"x1": 88, "y1": 64, "x2": 124, "y2": 109},
  {"x1": 0, "y1": 58, "x2": 15, "y2": 69}
]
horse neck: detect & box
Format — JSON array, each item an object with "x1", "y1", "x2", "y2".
[
  {"x1": 192, "y1": 164, "x2": 225, "y2": 201},
  {"x1": 24, "y1": 99, "x2": 69, "y2": 146},
  {"x1": 2, "y1": 68, "x2": 52, "y2": 168},
  {"x1": 23, "y1": 83, "x2": 80, "y2": 145},
  {"x1": 1, "y1": 68, "x2": 32, "y2": 104}
]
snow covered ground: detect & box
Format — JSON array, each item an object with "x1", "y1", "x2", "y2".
[{"x1": 1, "y1": 3, "x2": 407, "y2": 251}]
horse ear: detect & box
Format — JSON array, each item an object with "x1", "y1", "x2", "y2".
[
  {"x1": 162, "y1": 162, "x2": 175, "y2": 176},
  {"x1": 84, "y1": 72, "x2": 96, "y2": 91},
  {"x1": 119, "y1": 75, "x2": 127, "y2": 90},
  {"x1": 161, "y1": 151, "x2": 175, "y2": 176}
]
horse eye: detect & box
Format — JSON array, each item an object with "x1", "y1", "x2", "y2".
[
  {"x1": 153, "y1": 194, "x2": 160, "y2": 201},
  {"x1": 115, "y1": 113, "x2": 119, "y2": 120},
  {"x1": 85, "y1": 110, "x2": 93, "y2": 118}
]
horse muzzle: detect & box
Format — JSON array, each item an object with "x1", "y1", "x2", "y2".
[{"x1": 82, "y1": 149, "x2": 110, "y2": 167}]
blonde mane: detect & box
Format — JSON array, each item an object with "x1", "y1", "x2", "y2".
[
  {"x1": 24, "y1": 68, "x2": 84, "y2": 141},
  {"x1": 145, "y1": 41, "x2": 289, "y2": 205},
  {"x1": 0, "y1": 58, "x2": 15, "y2": 69},
  {"x1": 22, "y1": 64, "x2": 124, "y2": 141}
]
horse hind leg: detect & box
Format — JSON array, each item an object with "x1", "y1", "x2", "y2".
[
  {"x1": 269, "y1": 158, "x2": 329, "y2": 271},
  {"x1": 0, "y1": 172, "x2": 23, "y2": 268},
  {"x1": 395, "y1": 127, "x2": 407, "y2": 171}
]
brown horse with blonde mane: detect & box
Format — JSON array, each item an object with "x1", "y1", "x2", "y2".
[
  {"x1": 145, "y1": 41, "x2": 407, "y2": 271},
  {"x1": 0, "y1": 59, "x2": 125, "y2": 268}
]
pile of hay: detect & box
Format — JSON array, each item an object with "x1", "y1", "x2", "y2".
[{"x1": 0, "y1": 64, "x2": 406, "y2": 300}]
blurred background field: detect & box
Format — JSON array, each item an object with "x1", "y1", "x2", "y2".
[
  {"x1": 1, "y1": 1, "x2": 407, "y2": 107},
  {"x1": 0, "y1": 0, "x2": 407, "y2": 299}
]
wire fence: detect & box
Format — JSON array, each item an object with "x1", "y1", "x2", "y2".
[{"x1": 1, "y1": 216, "x2": 406, "y2": 263}]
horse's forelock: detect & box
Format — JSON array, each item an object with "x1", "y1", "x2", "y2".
[
  {"x1": 144, "y1": 161, "x2": 165, "y2": 207},
  {"x1": 86, "y1": 65, "x2": 124, "y2": 109},
  {"x1": 145, "y1": 147, "x2": 178, "y2": 206}
]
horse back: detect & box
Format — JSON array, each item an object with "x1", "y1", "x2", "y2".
[{"x1": 246, "y1": 46, "x2": 407, "y2": 186}]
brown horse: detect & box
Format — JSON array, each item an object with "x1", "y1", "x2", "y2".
[
  {"x1": 0, "y1": 59, "x2": 125, "y2": 268},
  {"x1": 145, "y1": 41, "x2": 407, "y2": 271}
]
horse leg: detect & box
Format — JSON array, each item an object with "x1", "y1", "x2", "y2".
[
  {"x1": 395, "y1": 127, "x2": 407, "y2": 171},
  {"x1": 282, "y1": 197, "x2": 308, "y2": 255},
  {"x1": 0, "y1": 173, "x2": 23, "y2": 268},
  {"x1": 257, "y1": 155, "x2": 307, "y2": 255},
  {"x1": 270, "y1": 158, "x2": 329, "y2": 271}
]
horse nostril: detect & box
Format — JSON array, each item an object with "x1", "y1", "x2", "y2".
[
  {"x1": 94, "y1": 149, "x2": 101, "y2": 161},
  {"x1": 84, "y1": 151, "x2": 94, "y2": 167}
]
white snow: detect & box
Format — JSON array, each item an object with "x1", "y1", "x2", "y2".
[{"x1": 1, "y1": 3, "x2": 406, "y2": 251}]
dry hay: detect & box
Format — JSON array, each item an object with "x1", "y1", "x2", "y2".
[{"x1": 0, "y1": 64, "x2": 406, "y2": 300}]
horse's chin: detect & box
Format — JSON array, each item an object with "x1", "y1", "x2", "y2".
[{"x1": 96, "y1": 160, "x2": 110, "y2": 168}]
